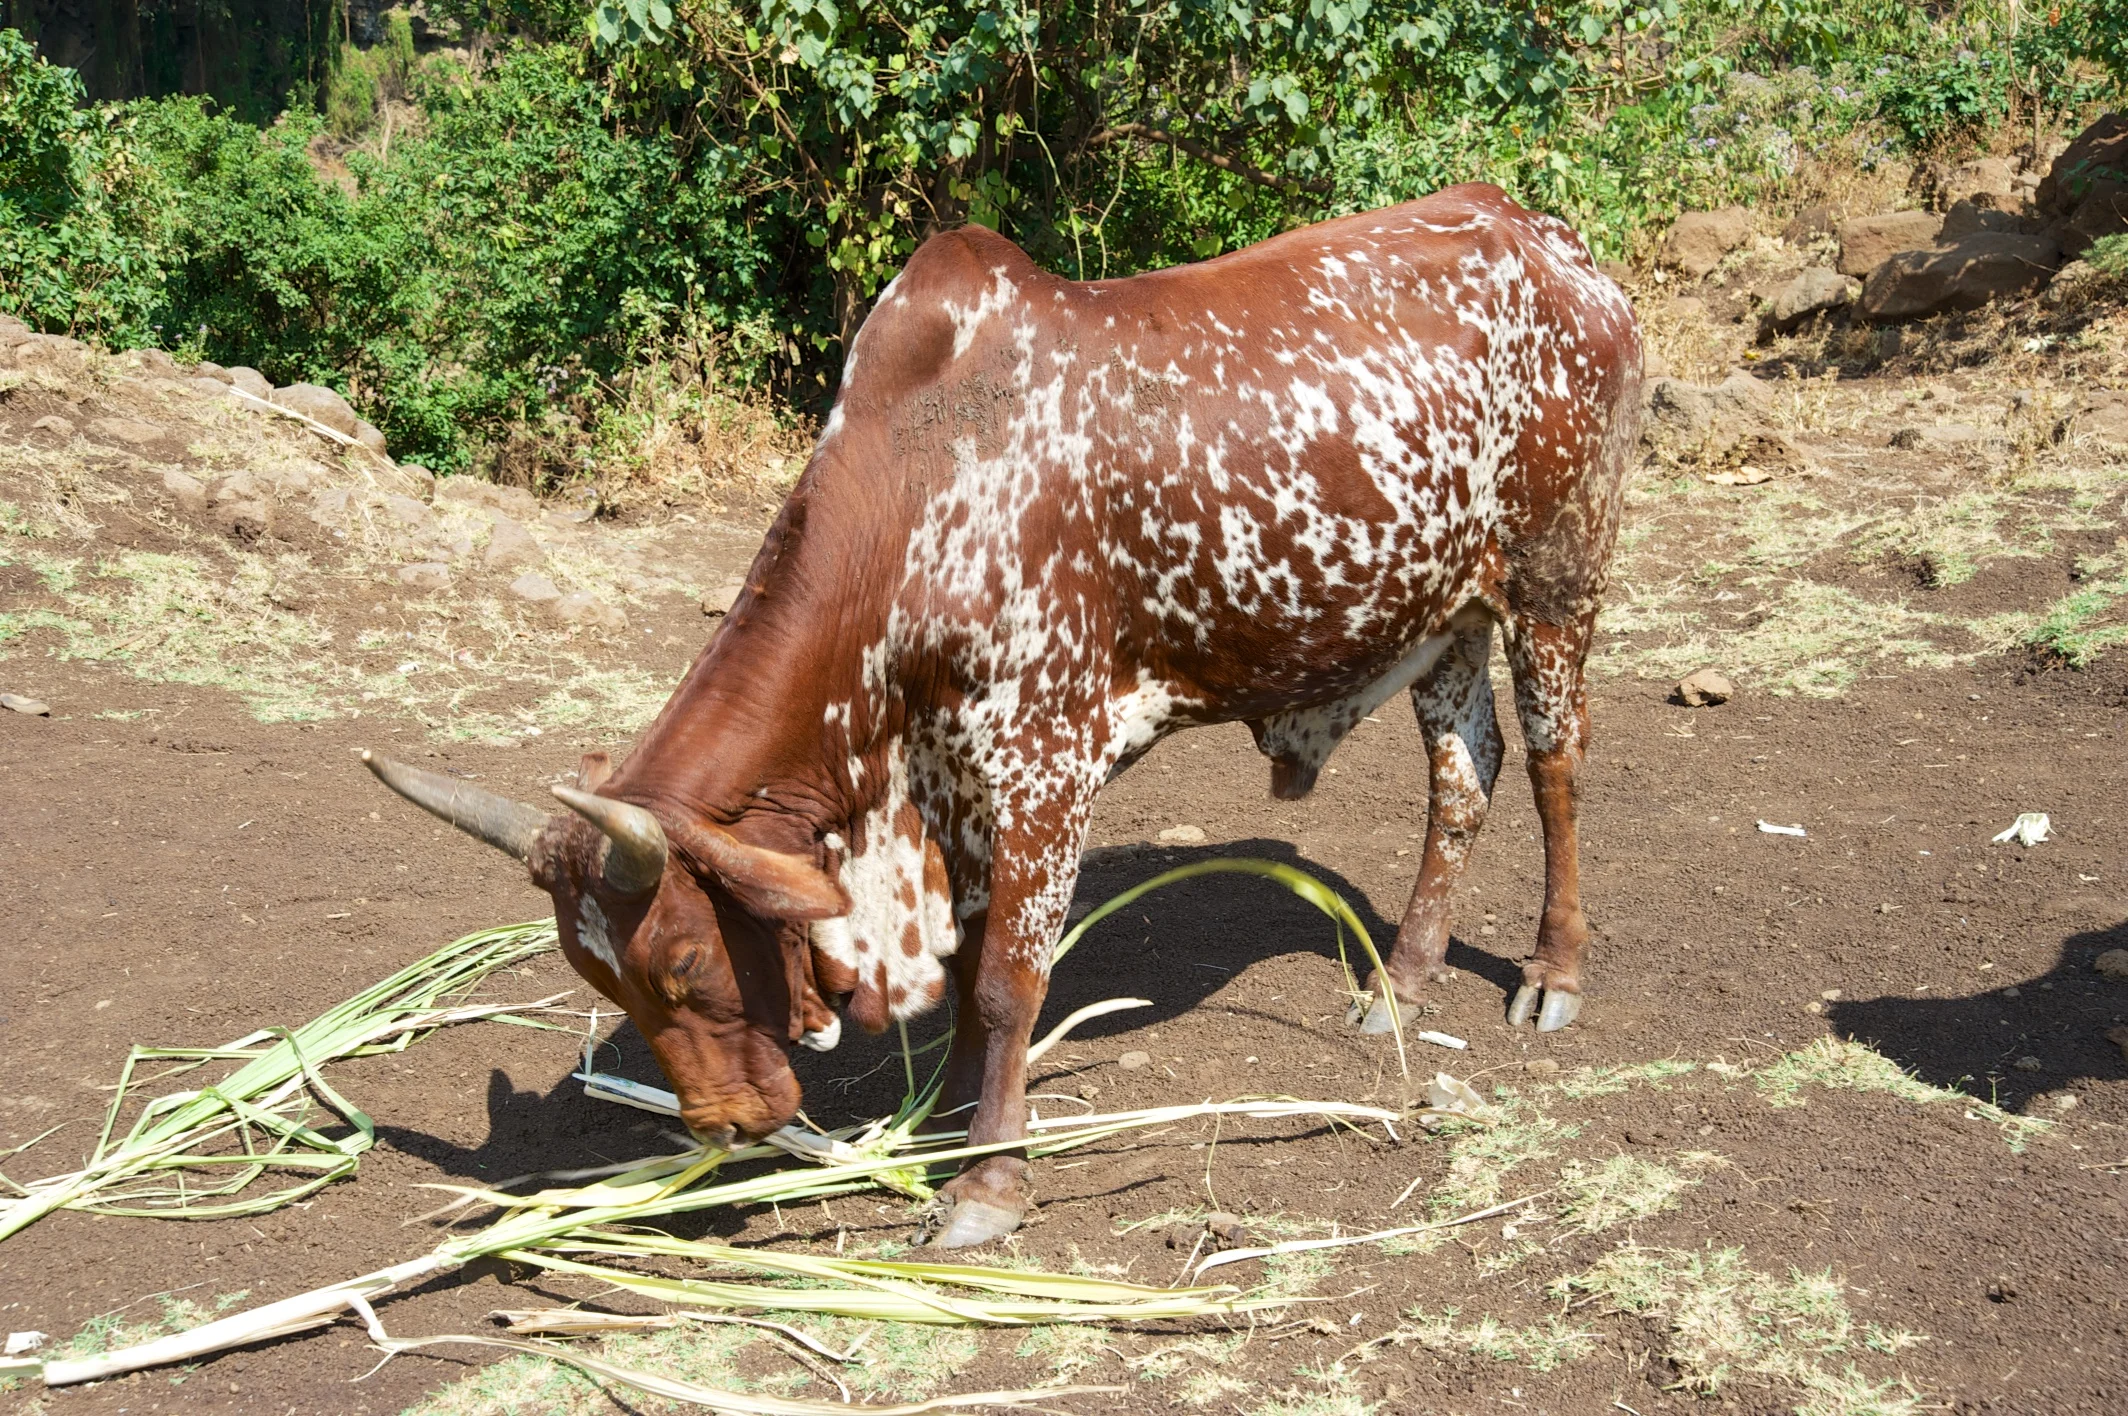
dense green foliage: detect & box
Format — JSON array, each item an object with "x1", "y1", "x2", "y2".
[{"x1": 4, "y1": 3, "x2": 2125, "y2": 478}]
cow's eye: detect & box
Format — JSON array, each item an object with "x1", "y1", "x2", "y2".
[
  {"x1": 674, "y1": 946, "x2": 702, "y2": 978},
  {"x1": 656, "y1": 945, "x2": 702, "y2": 1005}
]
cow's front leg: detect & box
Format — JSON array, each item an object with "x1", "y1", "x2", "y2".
[{"x1": 924, "y1": 833, "x2": 1079, "y2": 1248}]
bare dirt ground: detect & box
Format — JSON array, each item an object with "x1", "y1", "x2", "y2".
[{"x1": 3, "y1": 284, "x2": 2127, "y2": 1416}]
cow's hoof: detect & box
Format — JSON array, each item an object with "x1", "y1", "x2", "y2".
[
  {"x1": 1347, "y1": 990, "x2": 1406, "y2": 1035},
  {"x1": 1507, "y1": 985, "x2": 1581, "y2": 1032},
  {"x1": 923, "y1": 1197, "x2": 1025, "y2": 1249}
]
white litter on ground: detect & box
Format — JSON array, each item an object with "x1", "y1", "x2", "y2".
[
  {"x1": 1414, "y1": 1030, "x2": 1468, "y2": 1050},
  {"x1": 1992, "y1": 812, "x2": 2051, "y2": 846},
  {"x1": 1756, "y1": 820, "x2": 1808, "y2": 837}
]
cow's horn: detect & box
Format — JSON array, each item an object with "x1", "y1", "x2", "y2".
[
  {"x1": 362, "y1": 750, "x2": 548, "y2": 861},
  {"x1": 551, "y1": 785, "x2": 669, "y2": 895}
]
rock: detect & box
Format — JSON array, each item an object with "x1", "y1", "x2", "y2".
[
  {"x1": 1643, "y1": 371, "x2": 1772, "y2": 447},
  {"x1": 29, "y1": 415, "x2": 76, "y2": 439},
  {"x1": 2094, "y1": 948, "x2": 2128, "y2": 981},
  {"x1": 1157, "y1": 824, "x2": 1207, "y2": 845},
  {"x1": 1117, "y1": 1050, "x2": 1152, "y2": 1071},
  {"x1": 2031, "y1": 113, "x2": 2128, "y2": 257},
  {"x1": 268, "y1": 382, "x2": 361, "y2": 439},
  {"x1": 482, "y1": 514, "x2": 546, "y2": 572},
  {"x1": 86, "y1": 416, "x2": 166, "y2": 448},
  {"x1": 1, "y1": 693, "x2": 51, "y2": 716},
  {"x1": 1661, "y1": 206, "x2": 1752, "y2": 277},
  {"x1": 194, "y1": 360, "x2": 229, "y2": 381},
  {"x1": 1202, "y1": 1212, "x2": 1254, "y2": 1249},
  {"x1": 0, "y1": 314, "x2": 31, "y2": 346},
  {"x1": 1939, "y1": 199, "x2": 2025, "y2": 241},
  {"x1": 1782, "y1": 204, "x2": 1838, "y2": 245},
  {"x1": 379, "y1": 493, "x2": 432, "y2": 530},
  {"x1": 191, "y1": 376, "x2": 234, "y2": 399},
  {"x1": 15, "y1": 335, "x2": 88, "y2": 376},
  {"x1": 1661, "y1": 295, "x2": 1709, "y2": 321},
  {"x1": 436, "y1": 475, "x2": 538, "y2": 521},
  {"x1": 1762, "y1": 267, "x2": 1858, "y2": 334},
  {"x1": 1859, "y1": 232, "x2": 2061, "y2": 321},
  {"x1": 160, "y1": 469, "x2": 208, "y2": 513},
  {"x1": 508, "y1": 572, "x2": 561, "y2": 604},
  {"x1": 223, "y1": 366, "x2": 274, "y2": 399},
  {"x1": 1523, "y1": 1058, "x2": 1561, "y2": 1077},
  {"x1": 700, "y1": 579, "x2": 745, "y2": 616},
  {"x1": 1889, "y1": 423, "x2": 1984, "y2": 450},
  {"x1": 211, "y1": 494, "x2": 272, "y2": 543},
  {"x1": 1642, "y1": 346, "x2": 1672, "y2": 379},
  {"x1": 1597, "y1": 259, "x2": 1633, "y2": 287},
  {"x1": 1674, "y1": 669, "x2": 1734, "y2": 706},
  {"x1": 396, "y1": 562, "x2": 452, "y2": 592},
  {"x1": 394, "y1": 463, "x2": 437, "y2": 500},
  {"x1": 353, "y1": 419, "x2": 389, "y2": 457},
  {"x1": 2012, "y1": 1056, "x2": 2043, "y2": 1072},
  {"x1": 1941, "y1": 156, "x2": 2017, "y2": 209},
  {"x1": 2060, "y1": 395, "x2": 2128, "y2": 449},
  {"x1": 305, "y1": 486, "x2": 359, "y2": 532},
  {"x1": 550, "y1": 591, "x2": 627, "y2": 632},
  {"x1": 1836, "y1": 210, "x2": 1944, "y2": 277}
]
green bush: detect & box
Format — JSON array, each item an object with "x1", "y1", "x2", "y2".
[
  {"x1": 1876, "y1": 53, "x2": 2008, "y2": 150},
  {"x1": 0, "y1": 28, "x2": 174, "y2": 343}
]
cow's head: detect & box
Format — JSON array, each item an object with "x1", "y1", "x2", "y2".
[{"x1": 362, "y1": 751, "x2": 848, "y2": 1148}]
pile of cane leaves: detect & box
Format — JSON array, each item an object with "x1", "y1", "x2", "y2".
[
  {"x1": 17, "y1": 859, "x2": 1436, "y2": 1408},
  {"x1": 0, "y1": 921, "x2": 565, "y2": 1244}
]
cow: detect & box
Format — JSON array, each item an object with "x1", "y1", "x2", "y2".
[{"x1": 364, "y1": 183, "x2": 1642, "y2": 1248}]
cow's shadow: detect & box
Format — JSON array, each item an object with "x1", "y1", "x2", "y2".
[
  {"x1": 1824, "y1": 919, "x2": 2128, "y2": 1113},
  {"x1": 380, "y1": 838, "x2": 1515, "y2": 1214},
  {"x1": 790, "y1": 837, "x2": 1521, "y2": 1125}
]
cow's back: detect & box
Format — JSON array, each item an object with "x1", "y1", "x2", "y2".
[{"x1": 829, "y1": 188, "x2": 1637, "y2": 715}]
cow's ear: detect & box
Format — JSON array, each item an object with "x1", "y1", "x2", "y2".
[
  {"x1": 577, "y1": 752, "x2": 613, "y2": 791},
  {"x1": 672, "y1": 819, "x2": 849, "y2": 921}
]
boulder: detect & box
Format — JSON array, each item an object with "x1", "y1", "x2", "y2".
[
  {"x1": 379, "y1": 493, "x2": 432, "y2": 530},
  {"x1": 2061, "y1": 394, "x2": 2128, "y2": 449},
  {"x1": 394, "y1": 463, "x2": 437, "y2": 500},
  {"x1": 1939, "y1": 199, "x2": 2026, "y2": 241},
  {"x1": 306, "y1": 486, "x2": 358, "y2": 533},
  {"x1": 268, "y1": 382, "x2": 361, "y2": 439},
  {"x1": 1660, "y1": 207, "x2": 1753, "y2": 277},
  {"x1": 551, "y1": 591, "x2": 627, "y2": 632},
  {"x1": 0, "y1": 314, "x2": 31, "y2": 346},
  {"x1": 16, "y1": 334, "x2": 89, "y2": 376},
  {"x1": 1940, "y1": 156, "x2": 2017, "y2": 209},
  {"x1": 194, "y1": 360, "x2": 229, "y2": 381},
  {"x1": 86, "y1": 416, "x2": 166, "y2": 449},
  {"x1": 1643, "y1": 370, "x2": 1771, "y2": 442},
  {"x1": 1836, "y1": 211, "x2": 1943, "y2": 277},
  {"x1": 396, "y1": 562, "x2": 452, "y2": 592},
  {"x1": 29, "y1": 414, "x2": 76, "y2": 439},
  {"x1": 353, "y1": 419, "x2": 389, "y2": 457},
  {"x1": 508, "y1": 572, "x2": 561, "y2": 604},
  {"x1": 436, "y1": 475, "x2": 538, "y2": 521},
  {"x1": 2035, "y1": 113, "x2": 2128, "y2": 258},
  {"x1": 161, "y1": 469, "x2": 208, "y2": 513},
  {"x1": 1859, "y1": 232, "x2": 2062, "y2": 320},
  {"x1": 224, "y1": 366, "x2": 274, "y2": 399},
  {"x1": 208, "y1": 472, "x2": 273, "y2": 542},
  {"x1": 481, "y1": 514, "x2": 546, "y2": 572},
  {"x1": 1761, "y1": 267, "x2": 1858, "y2": 334},
  {"x1": 191, "y1": 376, "x2": 233, "y2": 399},
  {"x1": 1674, "y1": 669, "x2": 1734, "y2": 706}
]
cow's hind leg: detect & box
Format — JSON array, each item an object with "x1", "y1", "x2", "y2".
[
  {"x1": 1502, "y1": 617, "x2": 1596, "y2": 1032},
  {"x1": 1355, "y1": 615, "x2": 1503, "y2": 1033}
]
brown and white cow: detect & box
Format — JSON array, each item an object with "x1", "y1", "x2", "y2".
[{"x1": 366, "y1": 184, "x2": 1642, "y2": 1247}]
